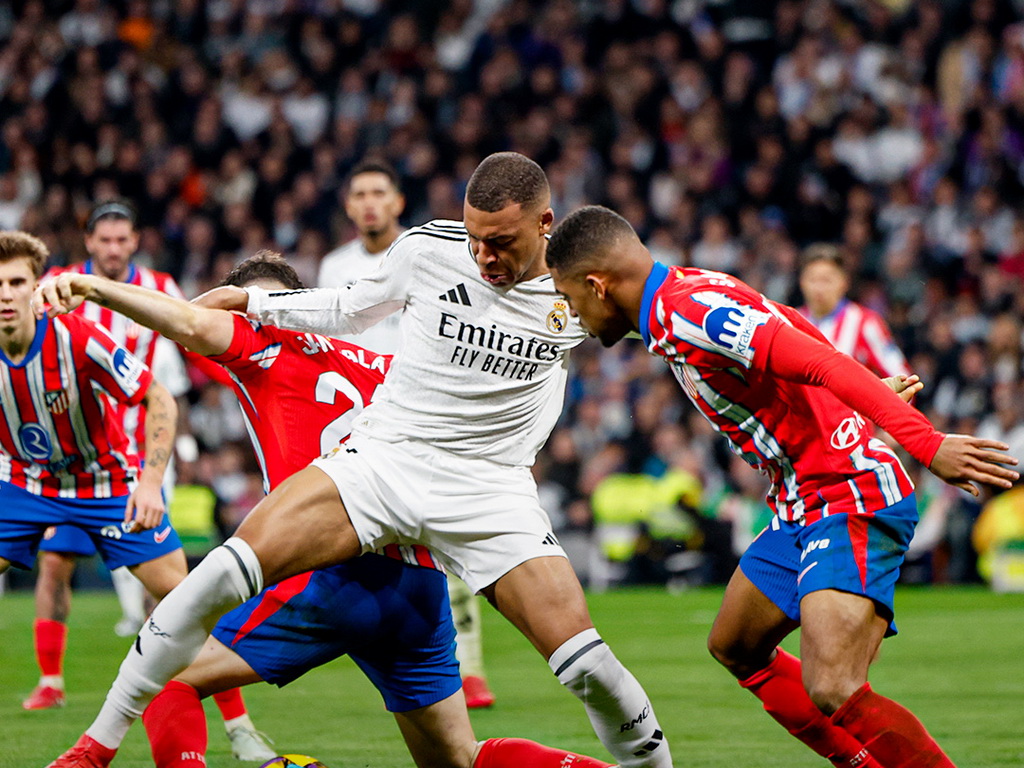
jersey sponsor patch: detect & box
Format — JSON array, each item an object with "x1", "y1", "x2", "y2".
[
  {"x1": 691, "y1": 292, "x2": 770, "y2": 363},
  {"x1": 112, "y1": 347, "x2": 146, "y2": 392},
  {"x1": 18, "y1": 423, "x2": 53, "y2": 460},
  {"x1": 830, "y1": 414, "x2": 866, "y2": 450}
]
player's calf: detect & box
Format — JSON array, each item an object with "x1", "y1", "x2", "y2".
[
  {"x1": 60, "y1": 539, "x2": 263, "y2": 756},
  {"x1": 551, "y1": 629, "x2": 671, "y2": 768}
]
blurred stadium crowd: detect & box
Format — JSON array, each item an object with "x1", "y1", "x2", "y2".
[{"x1": 2, "y1": 0, "x2": 1024, "y2": 589}]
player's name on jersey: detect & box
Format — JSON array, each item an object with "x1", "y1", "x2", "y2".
[{"x1": 439, "y1": 310, "x2": 562, "y2": 382}]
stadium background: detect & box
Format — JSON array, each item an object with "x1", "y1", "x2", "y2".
[{"x1": 1, "y1": 0, "x2": 1024, "y2": 763}]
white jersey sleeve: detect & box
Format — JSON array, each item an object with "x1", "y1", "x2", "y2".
[{"x1": 246, "y1": 233, "x2": 415, "y2": 336}]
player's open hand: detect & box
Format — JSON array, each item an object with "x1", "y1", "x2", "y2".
[
  {"x1": 33, "y1": 274, "x2": 92, "y2": 318},
  {"x1": 929, "y1": 435, "x2": 1019, "y2": 496},
  {"x1": 883, "y1": 373, "x2": 923, "y2": 403},
  {"x1": 124, "y1": 479, "x2": 165, "y2": 533}
]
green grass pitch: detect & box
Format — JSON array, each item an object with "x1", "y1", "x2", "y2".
[{"x1": 2, "y1": 586, "x2": 1022, "y2": 767}]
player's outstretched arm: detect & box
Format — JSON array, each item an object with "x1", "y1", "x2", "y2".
[
  {"x1": 765, "y1": 322, "x2": 1019, "y2": 490},
  {"x1": 127, "y1": 380, "x2": 177, "y2": 532},
  {"x1": 36, "y1": 273, "x2": 236, "y2": 356}
]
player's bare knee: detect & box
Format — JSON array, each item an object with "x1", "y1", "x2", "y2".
[{"x1": 805, "y1": 674, "x2": 856, "y2": 715}]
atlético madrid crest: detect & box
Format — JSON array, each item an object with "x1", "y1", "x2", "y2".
[
  {"x1": 547, "y1": 300, "x2": 568, "y2": 334},
  {"x1": 45, "y1": 389, "x2": 70, "y2": 415}
]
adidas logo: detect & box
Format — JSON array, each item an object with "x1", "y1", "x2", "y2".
[
  {"x1": 541, "y1": 532, "x2": 560, "y2": 546},
  {"x1": 439, "y1": 283, "x2": 472, "y2": 306}
]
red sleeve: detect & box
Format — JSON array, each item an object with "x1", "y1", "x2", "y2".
[
  {"x1": 205, "y1": 314, "x2": 276, "y2": 381},
  {"x1": 73, "y1": 318, "x2": 154, "y2": 407},
  {"x1": 181, "y1": 347, "x2": 234, "y2": 387},
  {"x1": 764, "y1": 321, "x2": 945, "y2": 467}
]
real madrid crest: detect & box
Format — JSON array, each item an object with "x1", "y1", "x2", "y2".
[{"x1": 547, "y1": 300, "x2": 568, "y2": 334}]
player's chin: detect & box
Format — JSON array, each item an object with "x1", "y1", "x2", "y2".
[{"x1": 595, "y1": 326, "x2": 627, "y2": 347}]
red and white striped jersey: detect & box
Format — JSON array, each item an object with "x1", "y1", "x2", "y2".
[
  {"x1": 641, "y1": 263, "x2": 914, "y2": 526},
  {"x1": 798, "y1": 299, "x2": 909, "y2": 379},
  {"x1": 46, "y1": 262, "x2": 188, "y2": 456},
  {"x1": 210, "y1": 315, "x2": 441, "y2": 570},
  {"x1": 0, "y1": 314, "x2": 152, "y2": 498}
]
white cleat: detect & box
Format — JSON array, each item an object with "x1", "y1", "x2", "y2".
[
  {"x1": 227, "y1": 723, "x2": 276, "y2": 761},
  {"x1": 113, "y1": 616, "x2": 145, "y2": 638}
]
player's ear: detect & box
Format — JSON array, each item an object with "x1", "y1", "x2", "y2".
[
  {"x1": 538, "y1": 208, "x2": 554, "y2": 235},
  {"x1": 586, "y1": 273, "x2": 609, "y2": 300}
]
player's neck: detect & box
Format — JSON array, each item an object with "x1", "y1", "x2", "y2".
[
  {"x1": 91, "y1": 259, "x2": 132, "y2": 283},
  {"x1": 0, "y1": 316, "x2": 38, "y2": 363},
  {"x1": 361, "y1": 226, "x2": 399, "y2": 255},
  {"x1": 622, "y1": 261, "x2": 656, "y2": 332}
]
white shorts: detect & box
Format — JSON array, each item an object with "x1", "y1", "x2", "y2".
[{"x1": 311, "y1": 433, "x2": 567, "y2": 593}]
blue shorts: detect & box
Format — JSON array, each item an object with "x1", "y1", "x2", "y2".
[
  {"x1": 39, "y1": 525, "x2": 98, "y2": 556},
  {"x1": 0, "y1": 481, "x2": 182, "y2": 570},
  {"x1": 740, "y1": 494, "x2": 918, "y2": 635},
  {"x1": 212, "y1": 554, "x2": 460, "y2": 713}
]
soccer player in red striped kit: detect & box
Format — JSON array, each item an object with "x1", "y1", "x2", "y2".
[
  {"x1": 546, "y1": 205, "x2": 1019, "y2": 768},
  {"x1": 31, "y1": 201, "x2": 273, "y2": 760}
]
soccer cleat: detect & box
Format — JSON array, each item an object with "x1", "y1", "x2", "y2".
[
  {"x1": 227, "y1": 723, "x2": 276, "y2": 761},
  {"x1": 22, "y1": 683, "x2": 65, "y2": 710},
  {"x1": 463, "y1": 675, "x2": 496, "y2": 709},
  {"x1": 46, "y1": 734, "x2": 116, "y2": 768},
  {"x1": 113, "y1": 615, "x2": 145, "y2": 638}
]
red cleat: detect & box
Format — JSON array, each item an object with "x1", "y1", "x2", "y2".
[
  {"x1": 463, "y1": 675, "x2": 496, "y2": 709},
  {"x1": 22, "y1": 684, "x2": 65, "y2": 710},
  {"x1": 47, "y1": 734, "x2": 117, "y2": 768}
]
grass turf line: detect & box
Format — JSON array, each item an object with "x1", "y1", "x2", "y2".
[{"x1": 1, "y1": 586, "x2": 1022, "y2": 767}]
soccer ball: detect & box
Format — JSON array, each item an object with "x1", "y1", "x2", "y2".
[{"x1": 259, "y1": 756, "x2": 329, "y2": 768}]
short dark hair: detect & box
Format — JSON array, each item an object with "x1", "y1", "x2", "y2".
[
  {"x1": 221, "y1": 250, "x2": 304, "y2": 290},
  {"x1": 546, "y1": 205, "x2": 636, "y2": 273},
  {"x1": 801, "y1": 243, "x2": 845, "y2": 273},
  {"x1": 346, "y1": 159, "x2": 401, "y2": 193},
  {"x1": 86, "y1": 199, "x2": 137, "y2": 233},
  {"x1": 466, "y1": 152, "x2": 549, "y2": 213}
]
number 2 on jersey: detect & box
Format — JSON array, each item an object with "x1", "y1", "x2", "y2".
[{"x1": 315, "y1": 371, "x2": 369, "y2": 454}]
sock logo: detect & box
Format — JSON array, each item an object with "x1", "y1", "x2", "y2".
[
  {"x1": 147, "y1": 617, "x2": 171, "y2": 638},
  {"x1": 620, "y1": 705, "x2": 650, "y2": 732},
  {"x1": 180, "y1": 753, "x2": 206, "y2": 764}
]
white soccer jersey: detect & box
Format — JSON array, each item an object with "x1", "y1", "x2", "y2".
[
  {"x1": 248, "y1": 220, "x2": 587, "y2": 467},
  {"x1": 317, "y1": 235, "x2": 404, "y2": 354}
]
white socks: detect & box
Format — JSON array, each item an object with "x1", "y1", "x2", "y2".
[
  {"x1": 549, "y1": 629, "x2": 672, "y2": 768},
  {"x1": 448, "y1": 574, "x2": 486, "y2": 678},
  {"x1": 86, "y1": 538, "x2": 263, "y2": 749}
]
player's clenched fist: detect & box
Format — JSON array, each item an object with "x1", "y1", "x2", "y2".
[{"x1": 34, "y1": 273, "x2": 97, "y2": 317}]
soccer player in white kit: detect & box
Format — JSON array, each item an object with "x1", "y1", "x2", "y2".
[
  {"x1": 319, "y1": 158, "x2": 496, "y2": 708},
  {"x1": 48, "y1": 153, "x2": 672, "y2": 768}
]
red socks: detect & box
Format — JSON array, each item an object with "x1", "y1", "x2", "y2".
[
  {"x1": 211, "y1": 687, "x2": 247, "y2": 721},
  {"x1": 143, "y1": 681, "x2": 208, "y2": 768},
  {"x1": 474, "y1": 738, "x2": 614, "y2": 768},
  {"x1": 832, "y1": 683, "x2": 956, "y2": 768},
  {"x1": 740, "y1": 649, "x2": 880, "y2": 768},
  {"x1": 34, "y1": 618, "x2": 67, "y2": 677}
]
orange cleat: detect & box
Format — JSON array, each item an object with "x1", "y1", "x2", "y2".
[
  {"x1": 47, "y1": 734, "x2": 117, "y2": 768},
  {"x1": 22, "y1": 683, "x2": 65, "y2": 710},
  {"x1": 463, "y1": 675, "x2": 496, "y2": 709}
]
